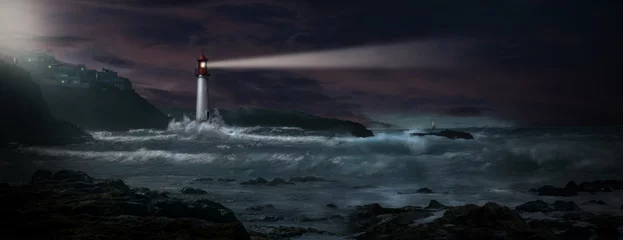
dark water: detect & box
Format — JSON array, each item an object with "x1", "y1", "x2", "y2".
[{"x1": 2, "y1": 120, "x2": 623, "y2": 237}]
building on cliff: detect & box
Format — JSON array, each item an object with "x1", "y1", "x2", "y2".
[{"x1": 12, "y1": 52, "x2": 133, "y2": 91}]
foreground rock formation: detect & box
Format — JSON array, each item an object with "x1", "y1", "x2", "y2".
[{"x1": 0, "y1": 169, "x2": 250, "y2": 240}]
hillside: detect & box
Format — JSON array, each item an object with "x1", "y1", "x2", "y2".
[
  {"x1": 39, "y1": 81, "x2": 170, "y2": 131},
  {"x1": 0, "y1": 60, "x2": 91, "y2": 146}
]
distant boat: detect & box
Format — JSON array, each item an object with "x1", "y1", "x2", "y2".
[{"x1": 431, "y1": 120, "x2": 436, "y2": 130}]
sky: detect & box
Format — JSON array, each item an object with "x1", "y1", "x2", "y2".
[{"x1": 0, "y1": 0, "x2": 620, "y2": 128}]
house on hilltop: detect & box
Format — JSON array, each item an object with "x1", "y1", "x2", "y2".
[{"x1": 10, "y1": 51, "x2": 133, "y2": 91}]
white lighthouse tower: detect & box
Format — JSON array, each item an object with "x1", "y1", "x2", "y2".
[{"x1": 195, "y1": 51, "x2": 211, "y2": 122}]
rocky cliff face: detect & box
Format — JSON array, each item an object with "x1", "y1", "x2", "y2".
[
  {"x1": 39, "y1": 81, "x2": 170, "y2": 131},
  {"x1": 0, "y1": 61, "x2": 91, "y2": 146}
]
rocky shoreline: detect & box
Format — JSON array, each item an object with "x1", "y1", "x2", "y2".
[{"x1": 2, "y1": 170, "x2": 622, "y2": 239}]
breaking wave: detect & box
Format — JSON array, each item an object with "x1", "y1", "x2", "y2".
[{"x1": 18, "y1": 116, "x2": 621, "y2": 180}]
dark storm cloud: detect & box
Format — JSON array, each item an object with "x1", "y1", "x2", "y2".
[
  {"x1": 444, "y1": 107, "x2": 496, "y2": 117},
  {"x1": 210, "y1": 70, "x2": 361, "y2": 117},
  {"x1": 33, "y1": 36, "x2": 94, "y2": 48},
  {"x1": 210, "y1": 3, "x2": 298, "y2": 23},
  {"x1": 92, "y1": 54, "x2": 136, "y2": 68},
  {"x1": 128, "y1": 15, "x2": 205, "y2": 47}
]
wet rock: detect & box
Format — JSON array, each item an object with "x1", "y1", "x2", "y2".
[
  {"x1": 217, "y1": 178, "x2": 236, "y2": 182},
  {"x1": 180, "y1": 187, "x2": 207, "y2": 195},
  {"x1": 97, "y1": 179, "x2": 131, "y2": 193},
  {"x1": 417, "y1": 187, "x2": 433, "y2": 193},
  {"x1": 256, "y1": 177, "x2": 268, "y2": 184},
  {"x1": 426, "y1": 200, "x2": 447, "y2": 209},
  {"x1": 289, "y1": 176, "x2": 327, "y2": 182},
  {"x1": 1, "y1": 169, "x2": 250, "y2": 239},
  {"x1": 51, "y1": 169, "x2": 94, "y2": 183},
  {"x1": 411, "y1": 130, "x2": 474, "y2": 140},
  {"x1": 516, "y1": 200, "x2": 553, "y2": 212},
  {"x1": 581, "y1": 200, "x2": 606, "y2": 205},
  {"x1": 528, "y1": 219, "x2": 574, "y2": 230},
  {"x1": 245, "y1": 204, "x2": 276, "y2": 211},
  {"x1": 264, "y1": 226, "x2": 338, "y2": 238},
  {"x1": 565, "y1": 180, "x2": 578, "y2": 189},
  {"x1": 352, "y1": 202, "x2": 558, "y2": 240},
  {"x1": 559, "y1": 226, "x2": 593, "y2": 240},
  {"x1": 326, "y1": 203, "x2": 337, "y2": 208},
  {"x1": 30, "y1": 169, "x2": 53, "y2": 183},
  {"x1": 266, "y1": 178, "x2": 294, "y2": 186},
  {"x1": 192, "y1": 177, "x2": 213, "y2": 182},
  {"x1": 552, "y1": 200, "x2": 581, "y2": 211},
  {"x1": 132, "y1": 187, "x2": 159, "y2": 199}
]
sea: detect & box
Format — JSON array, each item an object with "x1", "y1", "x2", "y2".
[{"x1": 2, "y1": 117, "x2": 623, "y2": 238}]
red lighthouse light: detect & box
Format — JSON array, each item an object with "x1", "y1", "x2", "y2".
[{"x1": 195, "y1": 51, "x2": 210, "y2": 77}]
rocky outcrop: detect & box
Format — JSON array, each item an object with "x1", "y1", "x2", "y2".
[
  {"x1": 530, "y1": 179, "x2": 623, "y2": 196},
  {"x1": 240, "y1": 177, "x2": 295, "y2": 186},
  {"x1": 349, "y1": 200, "x2": 622, "y2": 240},
  {"x1": 0, "y1": 61, "x2": 92, "y2": 146},
  {"x1": 411, "y1": 130, "x2": 474, "y2": 140},
  {"x1": 163, "y1": 107, "x2": 375, "y2": 138},
  {"x1": 0, "y1": 169, "x2": 250, "y2": 240}
]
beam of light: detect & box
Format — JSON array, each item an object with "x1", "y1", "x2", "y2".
[
  {"x1": 207, "y1": 40, "x2": 472, "y2": 70},
  {"x1": 0, "y1": 0, "x2": 49, "y2": 54}
]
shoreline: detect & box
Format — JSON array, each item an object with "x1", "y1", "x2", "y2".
[{"x1": 2, "y1": 169, "x2": 622, "y2": 239}]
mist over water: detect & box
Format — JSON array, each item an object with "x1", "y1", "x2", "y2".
[
  {"x1": 4, "y1": 117, "x2": 623, "y2": 235},
  {"x1": 207, "y1": 40, "x2": 470, "y2": 69}
]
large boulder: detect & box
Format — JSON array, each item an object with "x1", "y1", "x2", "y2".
[{"x1": 0, "y1": 169, "x2": 250, "y2": 240}]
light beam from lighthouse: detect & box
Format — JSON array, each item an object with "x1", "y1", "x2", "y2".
[{"x1": 195, "y1": 51, "x2": 211, "y2": 122}]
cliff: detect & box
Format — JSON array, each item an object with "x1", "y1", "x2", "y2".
[
  {"x1": 163, "y1": 107, "x2": 375, "y2": 138},
  {"x1": 0, "y1": 61, "x2": 91, "y2": 146},
  {"x1": 39, "y1": 81, "x2": 170, "y2": 131}
]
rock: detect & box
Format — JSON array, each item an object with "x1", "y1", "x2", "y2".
[
  {"x1": 51, "y1": 169, "x2": 94, "y2": 183},
  {"x1": 180, "y1": 187, "x2": 207, "y2": 195},
  {"x1": 262, "y1": 226, "x2": 338, "y2": 238},
  {"x1": 217, "y1": 178, "x2": 236, "y2": 182},
  {"x1": 266, "y1": 178, "x2": 294, "y2": 186},
  {"x1": 30, "y1": 169, "x2": 53, "y2": 183},
  {"x1": 410, "y1": 130, "x2": 474, "y2": 140},
  {"x1": 97, "y1": 179, "x2": 131, "y2": 193},
  {"x1": 559, "y1": 226, "x2": 593, "y2": 240},
  {"x1": 256, "y1": 177, "x2": 268, "y2": 184},
  {"x1": 289, "y1": 176, "x2": 327, "y2": 182},
  {"x1": 245, "y1": 204, "x2": 276, "y2": 211},
  {"x1": 352, "y1": 202, "x2": 557, "y2": 240},
  {"x1": 192, "y1": 177, "x2": 213, "y2": 182},
  {"x1": 581, "y1": 200, "x2": 606, "y2": 205},
  {"x1": 621, "y1": 204, "x2": 623, "y2": 209},
  {"x1": 565, "y1": 180, "x2": 578, "y2": 189},
  {"x1": 326, "y1": 203, "x2": 337, "y2": 208},
  {"x1": 552, "y1": 200, "x2": 581, "y2": 211},
  {"x1": 0, "y1": 169, "x2": 250, "y2": 239},
  {"x1": 416, "y1": 187, "x2": 433, "y2": 193},
  {"x1": 516, "y1": 200, "x2": 553, "y2": 213},
  {"x1": 426, "y1": 200, "x2": 447, "y2": 209}
]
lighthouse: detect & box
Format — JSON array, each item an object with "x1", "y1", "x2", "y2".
[{"x1": 195, "y1": 51, "x2": 211, "y2": 122}]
